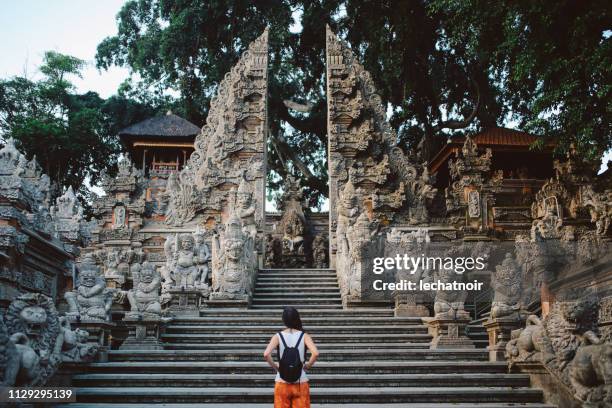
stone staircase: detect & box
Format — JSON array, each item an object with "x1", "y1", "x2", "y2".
[{"x1": 62, "y1": 268, "x2": 553, "y2": 407}]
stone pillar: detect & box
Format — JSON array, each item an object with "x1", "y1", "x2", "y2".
[
  {"x1": 424, "y1": 317, "x2": 475, "y2": 349},
  {"x1": 120, "y1": 316, "x2": 168, "y2": 350},
  {"x1": 484, "y1": 316, "x2": 525, "y2": 361}
]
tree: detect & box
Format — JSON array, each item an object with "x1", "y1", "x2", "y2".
[
  {"x1": 0, "y1": 51, "x2": 156, "y2": 205},
  {"x1": 96, "y1": 0, "x2": 611, "y2": 207}
]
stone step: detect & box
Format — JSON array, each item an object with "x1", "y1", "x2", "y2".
[
  {"x1": 197, "y1": 308, "x2": 394, "y2": 317},
  {"x1": 162, "y1": 341, "x2": 431, "y2": 350},
  {"x1": 250, "y1": 298, "x2": 343, "y2": 305},
  {"x1": 107, "y1": 349, "x2": 486, "y2": 362},
  {"x1": 161, "y1": 333, "x2": 432, "y2": 343},
  {"x1": 257, "y1": 271, "x2": 338, "y2": 276},
  {"x1": 74, "y1": 361, "x2": 510, "y2": 375},
  {"x1": 254, "y1": 281, "x2": 340, "y2": 287},
  {"x1": 251, "y1": 292, "x2": 342, "y2": 298},
  {"x1": 163, "y1": 324, "x2": 429, "y2": 334},
  {"x1": 72, "y1": 373, "x2": 531, "y2": 388},
  {"x1": 58, "y1": 404, "x2": 556, "y2": 408},
  {"x1": 73, "y1": 386, "x2": 544, "y2": 403},
  {"x1": 250, "y1": 304, "x2": 344, "y2": 309},
  {"x1": 169, "y1": 316, "x2": 424, "y2": 326},
  {"x1": 256, "y1": 277, "x2": 338, "y2": 283},
  {"x1": 254, "y1": 285, "x2": 340, "y2": 295}
]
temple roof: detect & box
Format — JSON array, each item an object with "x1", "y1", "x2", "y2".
[
  {"x1": 118, "y1": 111, "x2": 200, "y2": 140},
  {"x1": 429, "y1": 127, "x2": 553, "y2": 174}
]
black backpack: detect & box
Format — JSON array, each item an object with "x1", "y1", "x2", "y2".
[{"x1": 278, "y1": 331, "x2": 305, "y2": 383}]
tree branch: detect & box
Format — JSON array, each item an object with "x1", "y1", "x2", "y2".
[{"x1": 432, "y1": 79, "x2": 481, "y2": 132}]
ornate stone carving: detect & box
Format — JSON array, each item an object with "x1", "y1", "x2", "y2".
[
  {"x1": 490, "y1": 253, "x2": 526, "y2": 319},
  {"x1": 5, "y1": 293, "x2": 61, "y2": 385},
  {"x1": 0, "y1": 315, "x2": 19, "y2": 386},
  {"x1": 163, "y1": 232, "x2": 210, "y2": 290},
  {"x1": 58, "y1": 317, "x2": 98, "y2": 363},
  {"x1": 165, "y1": 29, "x2": 269, "y2": 229},
  {"x1": 506, "y1": 296, "x2": 611, "y2": 407},
  {"x1": 276, "y1": 176, "x2": 308, "y2": 267},
  {"x1": 312, "y1": 234, "x2": 328, "y2": 269},
  {"x1": 211, "y1": 208, "x2": 254, "y2": 300},
  {"x1": 326, "y1": 26, "x2": 436, "y2": 267},
  {"x1": 127, "y1": 261, "x2": 162, "y2": 318},
  {"x1": 65, "y1": 254, "x2": 114, "y2": 321}
]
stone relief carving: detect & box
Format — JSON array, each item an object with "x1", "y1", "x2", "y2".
[
  {"x1": 65, "y1": 254, "x2": 114, "y2": 321},
  {"x1": 276, "y1": 176, "x2": 308, "y2": 267},
  {"x1": 490, "y1": 253, "x2": 526, "y2": 319},
  {"x1": 163, "y1": 232, "x2": 211, "y2": 290},
  {"x1": 164, "y1": 29, "x2": 268, "y2": 228},
  {"x1": 58, "y1": 316, "x2": 98, "y2": 363},
  {"x1": 211, "y1": 207, "x2": 254, "y2": 300},
  {"x1": 127, "y1": 261, "x2": 162, "y2": 318},
  {"x1": 312, "y1": 234, "x2": 328, "y2": 269},
  {"x1": 326, "y1": 26, "x2": 436, "y2": 268},
  {"x1": 506, "y1": 296, "x2": 611, "y2": 407}
]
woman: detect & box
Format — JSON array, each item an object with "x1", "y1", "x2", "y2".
[{"x1": 264, "y1": 306, "x2": 319, "y2": 408}]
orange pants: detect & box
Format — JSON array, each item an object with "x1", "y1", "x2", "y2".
[{"x1": 274, "y1": 381, "x2": 311, "y2": 408}]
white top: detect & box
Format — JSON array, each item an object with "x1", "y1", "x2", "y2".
[{"x1": 275, "y1": 330, "x2": 308, "y2": 383}]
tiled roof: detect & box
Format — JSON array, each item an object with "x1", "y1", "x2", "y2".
[
  {"x1": 119, "y1": 112, "x2": 200, "y2": 138},
  {"x1": 470, "y1": 127, "x2": 540, "y2": 146}
]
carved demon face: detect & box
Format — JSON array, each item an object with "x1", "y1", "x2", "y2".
[
  {"x1": 19, "y1": 305, "x2": 47, "y2": 337},
  {"x1": 224, "y1": 239, "x2": 243, "y2": 261},
  {"x1": 237, "y1": 193, "x2": 251, "y2": 209},
  {"x1": 140, "y1": 269, "x2": 155, "y2": 284},
  {"x1": 181, "y1": 236, "x2": 194, "y2": 251},
  {"x1": 80, "y1": 270, "x2": 98, "y2": 287}
]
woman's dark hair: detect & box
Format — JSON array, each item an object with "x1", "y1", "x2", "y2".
[{"x1": 282, "y1": 306, "x2": 304, "y2": 331}]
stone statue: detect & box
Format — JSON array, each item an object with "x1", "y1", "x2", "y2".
[
  {"x1": 65, "y1": 254, "x2": 114, "y2": 321},
  {"x1": 236, "y1": 173, "x2": 257, "y2": 238},
  {"x1": 113, "y1": 205, "x2": 126, "y2": 229},
  {"x1": 344, "y1": 212, "x2": 377, "y2": 301},
  {"x1": 211, "y1": 211, "x2": 254, "y2": 298},
  {"x1": 336, "y1": 178, "x2": 361, "y2": 297},
  {"x1": 506, "y1": 296, "x2": 611, "y2": 406},
  {"x1": 312, "y1": 234, "x2": 328, "y2": 269},
  {"x1": 5, "y1": 293, "x2": 62, "y2": 386},
  {"x1": 127, "y1": 261, "x2": 162, "y2": 318},
  {"x1": 193, "y1": 227, "x2": 212, "y2": 288},
  {"x1": 58, "y1": 317, "x2": 98, "y2": 363},
  {"x1": 433, "y1": 247, "x2": 470, "y2": 320},
  {"x1": 490, "y1": 253, "x2": 526, "y2": 319},
  {"x1": 174, "y1": 234, "x2": 199, "y2": 288},
  {"x1": 264, "y1": 234, "x2": 281, "y2": 268}
]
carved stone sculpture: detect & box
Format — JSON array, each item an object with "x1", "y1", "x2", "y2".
[
  {"x1": 277, "y1": 176, "x2": 308, "y2": 267},
  {"x1": 0, "y1": 315, "x2": 19, "y2": 386},
  {"x1": 127, "y1": 261, "x2": 162, "y2": 318},
  {"x1": 211, "y1": 210, "x2": 254, "y2": 300},
  {"x1": 312, "y1": 234, "x2": 328, "y2": 269},
  {"x1": 490, "y1": 253, "x2": 526, "y2": 319},
  {"x1": 193, "y1": 227, "x2": 212, "y2": 287},
  {"x1": 506, "y1": 296, "x2": 611, "y2": 407},
  {"x1": 164, "y1": 232, "x2": 210, "y2": 290},
  {"x1": 5, "y1": 293, "x2": 62, "y2": 385},
  {"x1": 65, "y1": 254, "x2": 114, "y2": 321},
  {"x1": 58, "y1": 317, "x2": 98, "y2": 363}
]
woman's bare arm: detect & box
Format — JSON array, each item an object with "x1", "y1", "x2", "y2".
[
  {"x1": 303, "y1": 333, "x2": 319, "y2": 370},
  {"x1": 263, "y1": 334, "x2": 279, "y2": 371}
]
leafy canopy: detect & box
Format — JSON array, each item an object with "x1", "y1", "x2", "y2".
[{"x1": 95, "y1": 0, "x2": 611, "y2": 207}]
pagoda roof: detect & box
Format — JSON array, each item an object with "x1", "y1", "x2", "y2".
[
  {"x1": 429, "y1": 127, "x2": 554, "y2": 174},
  {"x1": 118, "y1": 112, "x2": 200, "y2": 140}
]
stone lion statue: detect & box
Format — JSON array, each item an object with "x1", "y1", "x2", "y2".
[
  {"x1": 5, "y1": 293, "x2": 62, "y2": 386},
  {"x1": 507, "y1": 296, "x2": 610, "y2": 406}
]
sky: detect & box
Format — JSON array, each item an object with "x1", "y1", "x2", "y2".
[{"x1": 0, "y1": 0, "x2": 129, "y2": 98}]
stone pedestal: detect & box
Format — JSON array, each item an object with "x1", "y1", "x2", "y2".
[
  {"x1": 394, "y1": 295, "x2": 430, "y2": 317},
  {"x1": 484, "y1": 316, "x2": 525, "y2": 361},
  {"x1": 67, "y1": 319, "x2": 114, "y2": 362},
  {"x1": 167, "y1": 289, "x2": 208, "y2": 316},
  {"x1": 120, "y1": 316, "x2": 168, "y2": 350},
  {"x1": 208, "y1": 293, "x2": 250, "y2": 308},
  {"x1": 424, "y1": 317, "x2": 475, "y2": 349}
]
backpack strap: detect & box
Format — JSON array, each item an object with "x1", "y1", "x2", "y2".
[
  {"x1": 278, "y1": 331, "x2": 288, "y2": 348},
  {"x1": 295, "y1": 331, "x2": 305, "y2": 348}
]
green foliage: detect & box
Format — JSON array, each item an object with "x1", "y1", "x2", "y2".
[
  {"x1": 95, "y1": 0, "x2": 611, "y2": 207},
  {"x1": 0, "y1": 51, "x2": 157, "y2": 207}
]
